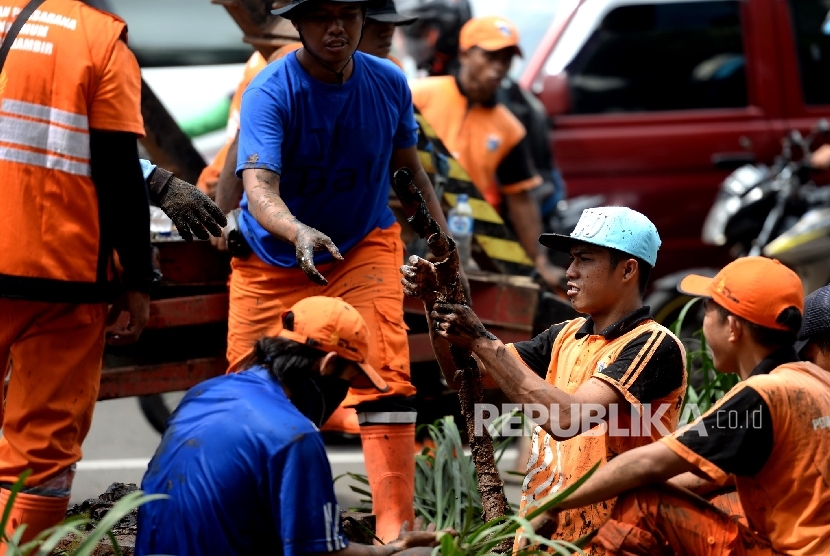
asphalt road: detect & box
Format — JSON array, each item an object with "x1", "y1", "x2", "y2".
[{"x1": 75, "y1": 396, "x2": 525, "y2": 511}]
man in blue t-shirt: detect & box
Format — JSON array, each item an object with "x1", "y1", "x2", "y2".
[
  {"x1": 227, "y1": 0, "x2": 464, "y2": 542},
  {"x1": 137, "y1": 296, "x2": 442, "y2": 555}
]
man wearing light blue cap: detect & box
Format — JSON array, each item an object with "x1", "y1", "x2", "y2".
[{"x1": 401, "y1": 206, "x2": 687, "y2": 551}]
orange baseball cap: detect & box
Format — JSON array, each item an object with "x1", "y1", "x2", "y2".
[
  {"x1": 679, "y1": 257, "x2": 804, "y2": 331},
  {"x1": 278, "y1": 297, "x2": 389, "y2": 392},
  {"x1": 459, "y1": 16, "x2": 522, "y2": 56}
]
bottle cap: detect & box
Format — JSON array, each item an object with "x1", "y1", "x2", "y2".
[{"x1": 457, "y1": 193, "x2": 469, "y2": 203}]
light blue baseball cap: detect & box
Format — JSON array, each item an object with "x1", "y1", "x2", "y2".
[{"x1": 539, "y1": 206, "x2": 661, "y2": 267}]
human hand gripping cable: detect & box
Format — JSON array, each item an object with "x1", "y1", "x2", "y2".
[
  {"x1": 430, "y1": 302, "x2": 498, "y2": 351},
  {"x1": 400, "y1": 255, "x2": 439, "y2": 307}
]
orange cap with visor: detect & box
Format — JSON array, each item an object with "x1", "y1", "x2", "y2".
[
  {"x1": 679, "y1": 257, "x2": 803, "y2": 331},
  {"x1": 459, "y1": 16, "x2": 522, "y2": 56},
  {"x1": 278, "y1": 296, "x2": 390, "y2": 392}
]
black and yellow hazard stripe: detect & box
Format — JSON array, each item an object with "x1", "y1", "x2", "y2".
[{"x1": 413, "y1": 109, "x2": 533, "y2": 274}]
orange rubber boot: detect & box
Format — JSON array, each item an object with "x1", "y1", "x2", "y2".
[
  {"x1": 0, "y1": 489, "x2": 69, "y2": 554},
  {"x1": 360, "y1": 424, "x2": 416, "y2": 543}
]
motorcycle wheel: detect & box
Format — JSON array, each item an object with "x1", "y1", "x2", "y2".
[{"x1": 138, "y1": 394, "x2": 173, "y2": 435}]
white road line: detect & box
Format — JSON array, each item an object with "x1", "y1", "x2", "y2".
[
  {"x1": 77, "y1": 458, "x2": 150, "y2": 471},
  {"x1": 75, "y1": 448, "x2": 520, "y2": 472}
]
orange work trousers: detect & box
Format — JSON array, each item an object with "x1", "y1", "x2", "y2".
[
  {"x1": 0, "y1": 299, "x2": 106, "y2": 486},
  {"x1": 593, "y1": 485, "x2": 779, "y2": 555},
  {"x1": 227, "y1": 223, "x2": 415, "y2": 406}
]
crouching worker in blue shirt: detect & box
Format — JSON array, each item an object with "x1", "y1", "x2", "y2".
[{"x1": 136, "y1": 296, "x2": 444, "y2": 556}]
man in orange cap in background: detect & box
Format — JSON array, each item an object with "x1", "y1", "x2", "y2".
[
  {"x1": 137, "y1": 297, "x2": 443, "y2": 555},
  {"x1": 410, "y1": 16, "x2": 565, "y2": 289},
  {"x1": 527, "y1": 257, "x2": 830, "y2": 554}
]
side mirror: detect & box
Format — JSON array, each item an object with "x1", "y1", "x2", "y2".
[{"x1": 537, "y1": 72, "x2": 572, "y2": 119}]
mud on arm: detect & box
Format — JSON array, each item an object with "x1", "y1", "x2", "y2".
[{"x1": 242, "y1": 168, "x2": 342, "y2": 285}]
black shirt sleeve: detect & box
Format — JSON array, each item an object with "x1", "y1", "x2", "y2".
[
  {"x1": 90, "y1": 130, "x2": 154, "y2": 291},
  {"x1": 675, "y1": 385, "x2": 774, "y2": 477},
  {"x1": 495, "y1": 135, "x2": 539, "y2": 191},
  {"x1": 597, "y1": 329, "x2": 686, "y2": 404},
  {"x1": 512, "y1": 322, "x2": 568, "y2": 378}
]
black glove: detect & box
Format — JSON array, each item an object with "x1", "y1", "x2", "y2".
[{"x1": 148, "y1": 167, "x2": 227, "y2": 241}]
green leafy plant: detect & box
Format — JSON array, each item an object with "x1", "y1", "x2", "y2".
[
  {"x1": 337, "y1": 413, "x2": 521, "y2": 531},
  {"x1": 339, "y1": 414, "x2": 597, "y2": 554},
  {"x1": 672, "y1": 298, "x2": 739, "y2": 424},
  {"x1": 413, "y1": 416, "x2": 484, "y2": 533},
  {"x1": 0, "y1": 471, "x2": 165, "y2": 556},
  {"x1": 434, "y1": 461, "x2": 599, "y2": 556}
]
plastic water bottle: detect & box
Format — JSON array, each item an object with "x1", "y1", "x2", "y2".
[
  {"x1": 448, "y1": 194, "x2": 475, "y2": 270},
  {"x1": 150, "y1": 206, "x2": 173, "y2": 238}
]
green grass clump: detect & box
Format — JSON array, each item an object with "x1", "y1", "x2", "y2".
[{"x1": 0, "y1": 470, "x2": 164, "y2": 556}]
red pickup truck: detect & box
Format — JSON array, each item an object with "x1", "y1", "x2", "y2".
[{"x1": 521, "y1": 0, "x2": 830, "y2": 296}]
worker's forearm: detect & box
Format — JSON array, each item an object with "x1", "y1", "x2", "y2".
[
  {"x1": 216, "y1": 134, "x2": 244, "y2": 213},
  {"x1": 472, "y1": 337, "x2": 576, "y2": 435},
  {"x1": 336, "y1": 541, "x2": 400, "y2": 556},
  {"x1": 557, "y1": 443, "x2": 693, "y2": 511},
  {"x1": 242, "y1": 169, "x2": 301, "y2": 244},
  {"x1": 90, "y1": 130, "x2": 154, "y2": 290},
  {"x1": 667, "y1": 472, "x2": 733, "y2": 497}
]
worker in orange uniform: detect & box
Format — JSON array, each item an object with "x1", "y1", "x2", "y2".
[
  {"x1": 0, "y1": 0, "x2": 225, "y2": 546},
  {"x1": 410, "y1": 16, "x2": 564, "y2": 288},
  {"x1": 404, "y1": 207, "x2": 687, "y2": 554},
  {"x1": 230, "y1": 0, "x2": 460, "y2": 543},
  {"x1": 203, "y1": 0, "x2": 418, "y2": 437},
  {"x1": 528, "y1": 257, "x2": 830, "y2": 554}
]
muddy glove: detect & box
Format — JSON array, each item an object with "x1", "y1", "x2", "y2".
[
  {"x1": 294, "y1": 223, "x2": 343, "y2": 286},
  {"x1": 148, "y1": 167, "x2": 227, "y2": 241}
]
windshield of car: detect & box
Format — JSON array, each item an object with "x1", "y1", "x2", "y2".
[
  {"x1": 97, "y1": 0, "x2": 253, "y2": 67},
  {"x1": 470, "y1": 0, "x2": 561, "y2": 77}
]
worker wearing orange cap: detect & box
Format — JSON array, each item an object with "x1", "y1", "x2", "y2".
[
  {"x1": 410, "y1": 16, "x2": 564, "y2": 289},
  {"x1": 526, "y1": 257, "x2": 830, "y2": 554},
  {"x1": 227, "y1": 0, "x2": 466, "y2": 543},
  {"x1": 137, "y1": 296, "x2": 442, "y2": 555}
]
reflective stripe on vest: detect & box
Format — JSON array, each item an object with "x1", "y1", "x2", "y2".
[{"x1": 0, "y1": 98, "x2": 89, "y2": 175}]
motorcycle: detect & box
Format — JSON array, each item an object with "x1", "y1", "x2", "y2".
[
  {"x1": 647, "y1": 119, "x2": 830, "y2": 335},
  {"x1": 701, "y1": 119, "x2": 830, "y2": 291}
]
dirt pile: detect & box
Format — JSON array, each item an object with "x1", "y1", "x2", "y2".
[
  {"x1": 52, "y1": 485, "x2": 376, "y2": 555},
  {"x1": 56, "y1": 483, "x2": 139, "y2": 556}
]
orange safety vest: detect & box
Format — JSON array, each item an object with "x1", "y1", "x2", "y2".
[
  {"x1": 514, "y1": 318, "x2": 686, "y2": 550},
  {"x1": 0, "y1": 0, "x2": 144, "y2": 302},
  {"x1": 411, "y1": 75, "x2": 540, "y2": 209},
  {"x1": 734, "y1": 363, "x2": 830, "y2": 554}
]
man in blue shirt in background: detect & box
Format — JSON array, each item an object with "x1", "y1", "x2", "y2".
[
  {"x1": 137, "y1": 296, "x2": 443, "y2": 555},
  {"x1": 227, "y1": 0, "x2": 466, "y2": 542}
]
